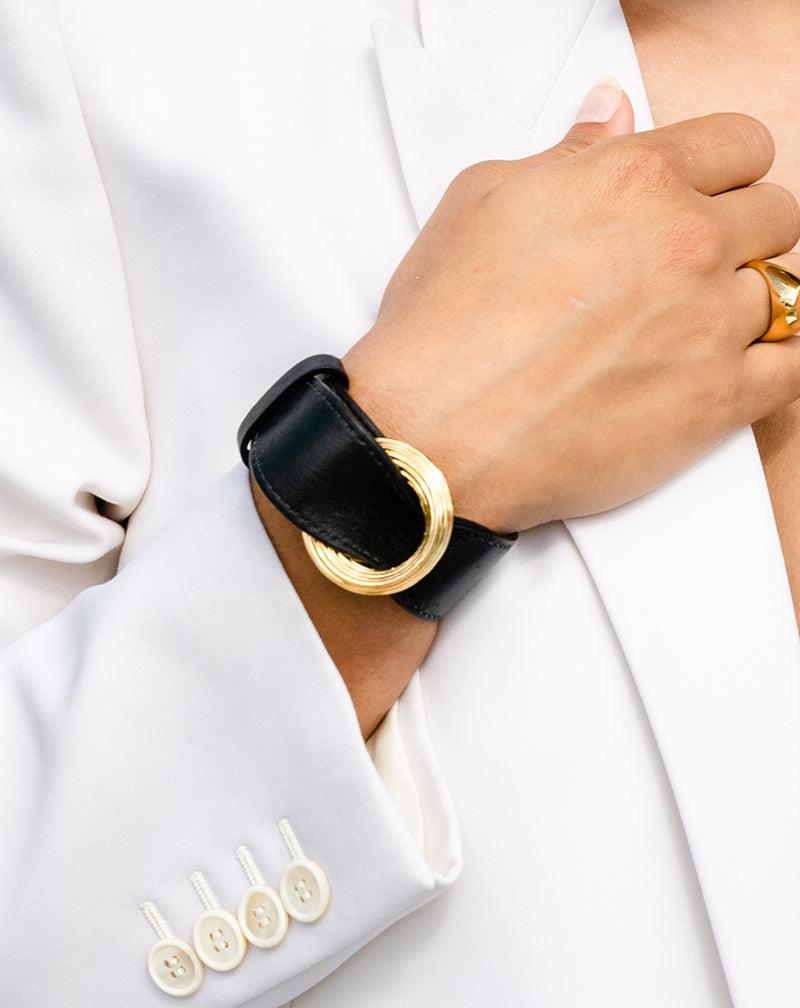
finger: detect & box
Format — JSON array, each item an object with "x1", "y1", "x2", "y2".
[
  {"x1": 514, "y1": 79, "x2": 636, "y2": 171},
  {"x1": 736, "y1": 252, "x2": 800, "y2": 344},
  {"x1": 712, "y1": 182, "x2": 800, "y2": 267},
  {"x1": 642, "y1": 112, "x2": 775, "y2": 196},
  {"x1": 742, "y1": 332, "x2": 800, "y2": 421},
  {"x1": 770, "y1": 252, "x2": 800, "y2": 276},
  {"x1": 738, "y1": 253, "x2": 800, "y2": 417}
]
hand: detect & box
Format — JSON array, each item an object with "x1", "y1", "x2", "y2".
[
  {"x1": 254, "y1": 82, "x2": 800, "y2": 736},
  {"x1": 344, "y1": 85, "x2": 800, "y2": 533}
]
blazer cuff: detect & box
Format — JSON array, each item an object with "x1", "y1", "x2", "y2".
[{"x1": 0, "y1": 466, "x2": 461, "y2": 1007}]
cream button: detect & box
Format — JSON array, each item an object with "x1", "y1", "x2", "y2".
[
  {"x1": 141, "y1": 902, "x2": 204, "y2": 998},
  {"x1": 188, "y1": 871, "x2": 247, "y2": 972},
  {"x1": 238, "y1": 884, "x2": 290, "y2": 948},
  {"x1": 279, "y1": 857, "x2": 330, "y2": 923},
  {"x1": 192, "y1": 909, "x2": 247, "y2": 971},
  {"x1": 147, "y1": 938, "x2": 204, "y2": 998}
]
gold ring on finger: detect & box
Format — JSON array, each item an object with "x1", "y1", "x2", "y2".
[{"x1": 742, "y1": 259, "x2": 800, "y2": 342}]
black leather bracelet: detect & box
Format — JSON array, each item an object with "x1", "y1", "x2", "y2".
[{"x1": 238, "y1": 356, "x2": 516, "y2": 621}]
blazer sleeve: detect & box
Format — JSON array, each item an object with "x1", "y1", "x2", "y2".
[
  {"x1": 0, "y1": 4, "x2": 461, "y2": 1006},
  {"x1": 0, "y1": 0, "x2": 150, "y2": 649}
]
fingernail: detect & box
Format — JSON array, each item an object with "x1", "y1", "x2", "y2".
[{"x1": 575, "y1": 76, "x2": 622, "y2": 124}]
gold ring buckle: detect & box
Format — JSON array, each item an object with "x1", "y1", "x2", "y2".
[
  {"x1": 742, "y1": 259, "x2": 800, "y2": 342},
  {"x1": 302, "y1": 438, "x2": 454, "y2": 595}
]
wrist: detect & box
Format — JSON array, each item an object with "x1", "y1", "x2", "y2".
[
  {"x1": 239, "y1": 355, "x2": 517, "y2": 621},
  {"x1": 343, "y1": 338, "x2": 531, "y2": 535},
  {"x1": 250, "y1": 477, "x2": 436, "y2": 739}
]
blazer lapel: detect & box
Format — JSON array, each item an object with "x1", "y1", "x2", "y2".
[
  {"x1": 375, "y1": 1, "x2": 800, "y2": 1005},
  {"x1": 562, "y1": 5, "x2": 800, "y2": 1006},
  {"x1": 373, "y1": 18, "x2": 544, "y2": 228},
  {"x1": 568, "y1": 432, "x2": 800, "y2": 1008},
  {"x1": 418, "y1": 0, "x2": 594, "y2": 128}
]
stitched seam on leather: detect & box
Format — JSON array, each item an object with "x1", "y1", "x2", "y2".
[
  {"x1": 250, "y1": 380, "x2": 418, "y2": 564},
  {"x1": 451, "y1": 523, "x2": 514, "y2": 553},
  {"x1": 249, "y1": 377, "x2": 512, "y2": 591},
  {"x1": 396, "y1": 527, "x2": 515, "y2": 618},
  {"x1": 306, "y1": 382, "x2": 418, "y2": 561},
  {"x1": 308, "y1": 382, "x2": 405, "y2": 487},
  {"x1": 250, "y1": 447, "x2": 315, "y2": 530},
  {"x1": 395, "y1": 597, "x2": 440, "y2": 620},
  {"x1": 251, "y1": 454, "x2": 385, "y2": 566},
  {"x1": 306, "y1": 387, "x2": 512, "y2": 558}
]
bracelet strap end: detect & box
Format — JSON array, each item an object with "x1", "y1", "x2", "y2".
[{"x1": 238, "y1": 355, "x2": 346, "y2": 464}]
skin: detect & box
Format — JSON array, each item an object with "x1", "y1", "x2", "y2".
[
  {"x1": 253, "y1": 92, "x2": 800, "y2": 738},
  {"x1": 621, "y1": 0, "x2": 800, "y2": 629}
]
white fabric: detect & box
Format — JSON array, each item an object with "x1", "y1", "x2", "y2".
[
  {"x1": 0, "y1": 2, "x2": 458, "y2": 1005},
  {"x1": 2, "y1": 1, "x2": 800, "y2": 1006}
]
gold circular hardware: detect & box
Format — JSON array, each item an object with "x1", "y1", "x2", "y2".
[
  {"x1": 742, "y1": 259, "x2": 800, "y2": 342},
  {"x1": 301, "y1": 438, "x2": 454, "y2": 595}
]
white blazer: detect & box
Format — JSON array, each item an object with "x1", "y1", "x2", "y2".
[{"x1": 2, "y1": 1, "x2": 799, "y2": 1006}]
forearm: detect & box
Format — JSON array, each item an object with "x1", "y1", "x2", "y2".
[{"x1": 251, "y1": 476, "x2": 436, "y2": 739}]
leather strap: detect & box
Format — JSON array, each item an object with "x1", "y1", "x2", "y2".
[{"x1": 238, "y1": 356, "x2": 516, "y2": 620}]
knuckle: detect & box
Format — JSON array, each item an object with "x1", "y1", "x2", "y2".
[
  {"x1": 447, "y1": 158, "x2": 516, "y2": 198},
  {"x1": 668, "y1": 207, "x2": 728, "y2": 272},
  {"x1": 754, "y1": 182, "x2": 800, "y2": 251},
  {"x1": 557, "y1": 133, "x2": 595, "y2": 158},
  {"x1": 600, "y1": 138, "x2": 678, "y2": 200}
]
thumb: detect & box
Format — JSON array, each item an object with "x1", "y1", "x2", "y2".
[{"x1": 535, "y1": 78, "x2": 635, "y2": 166}]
